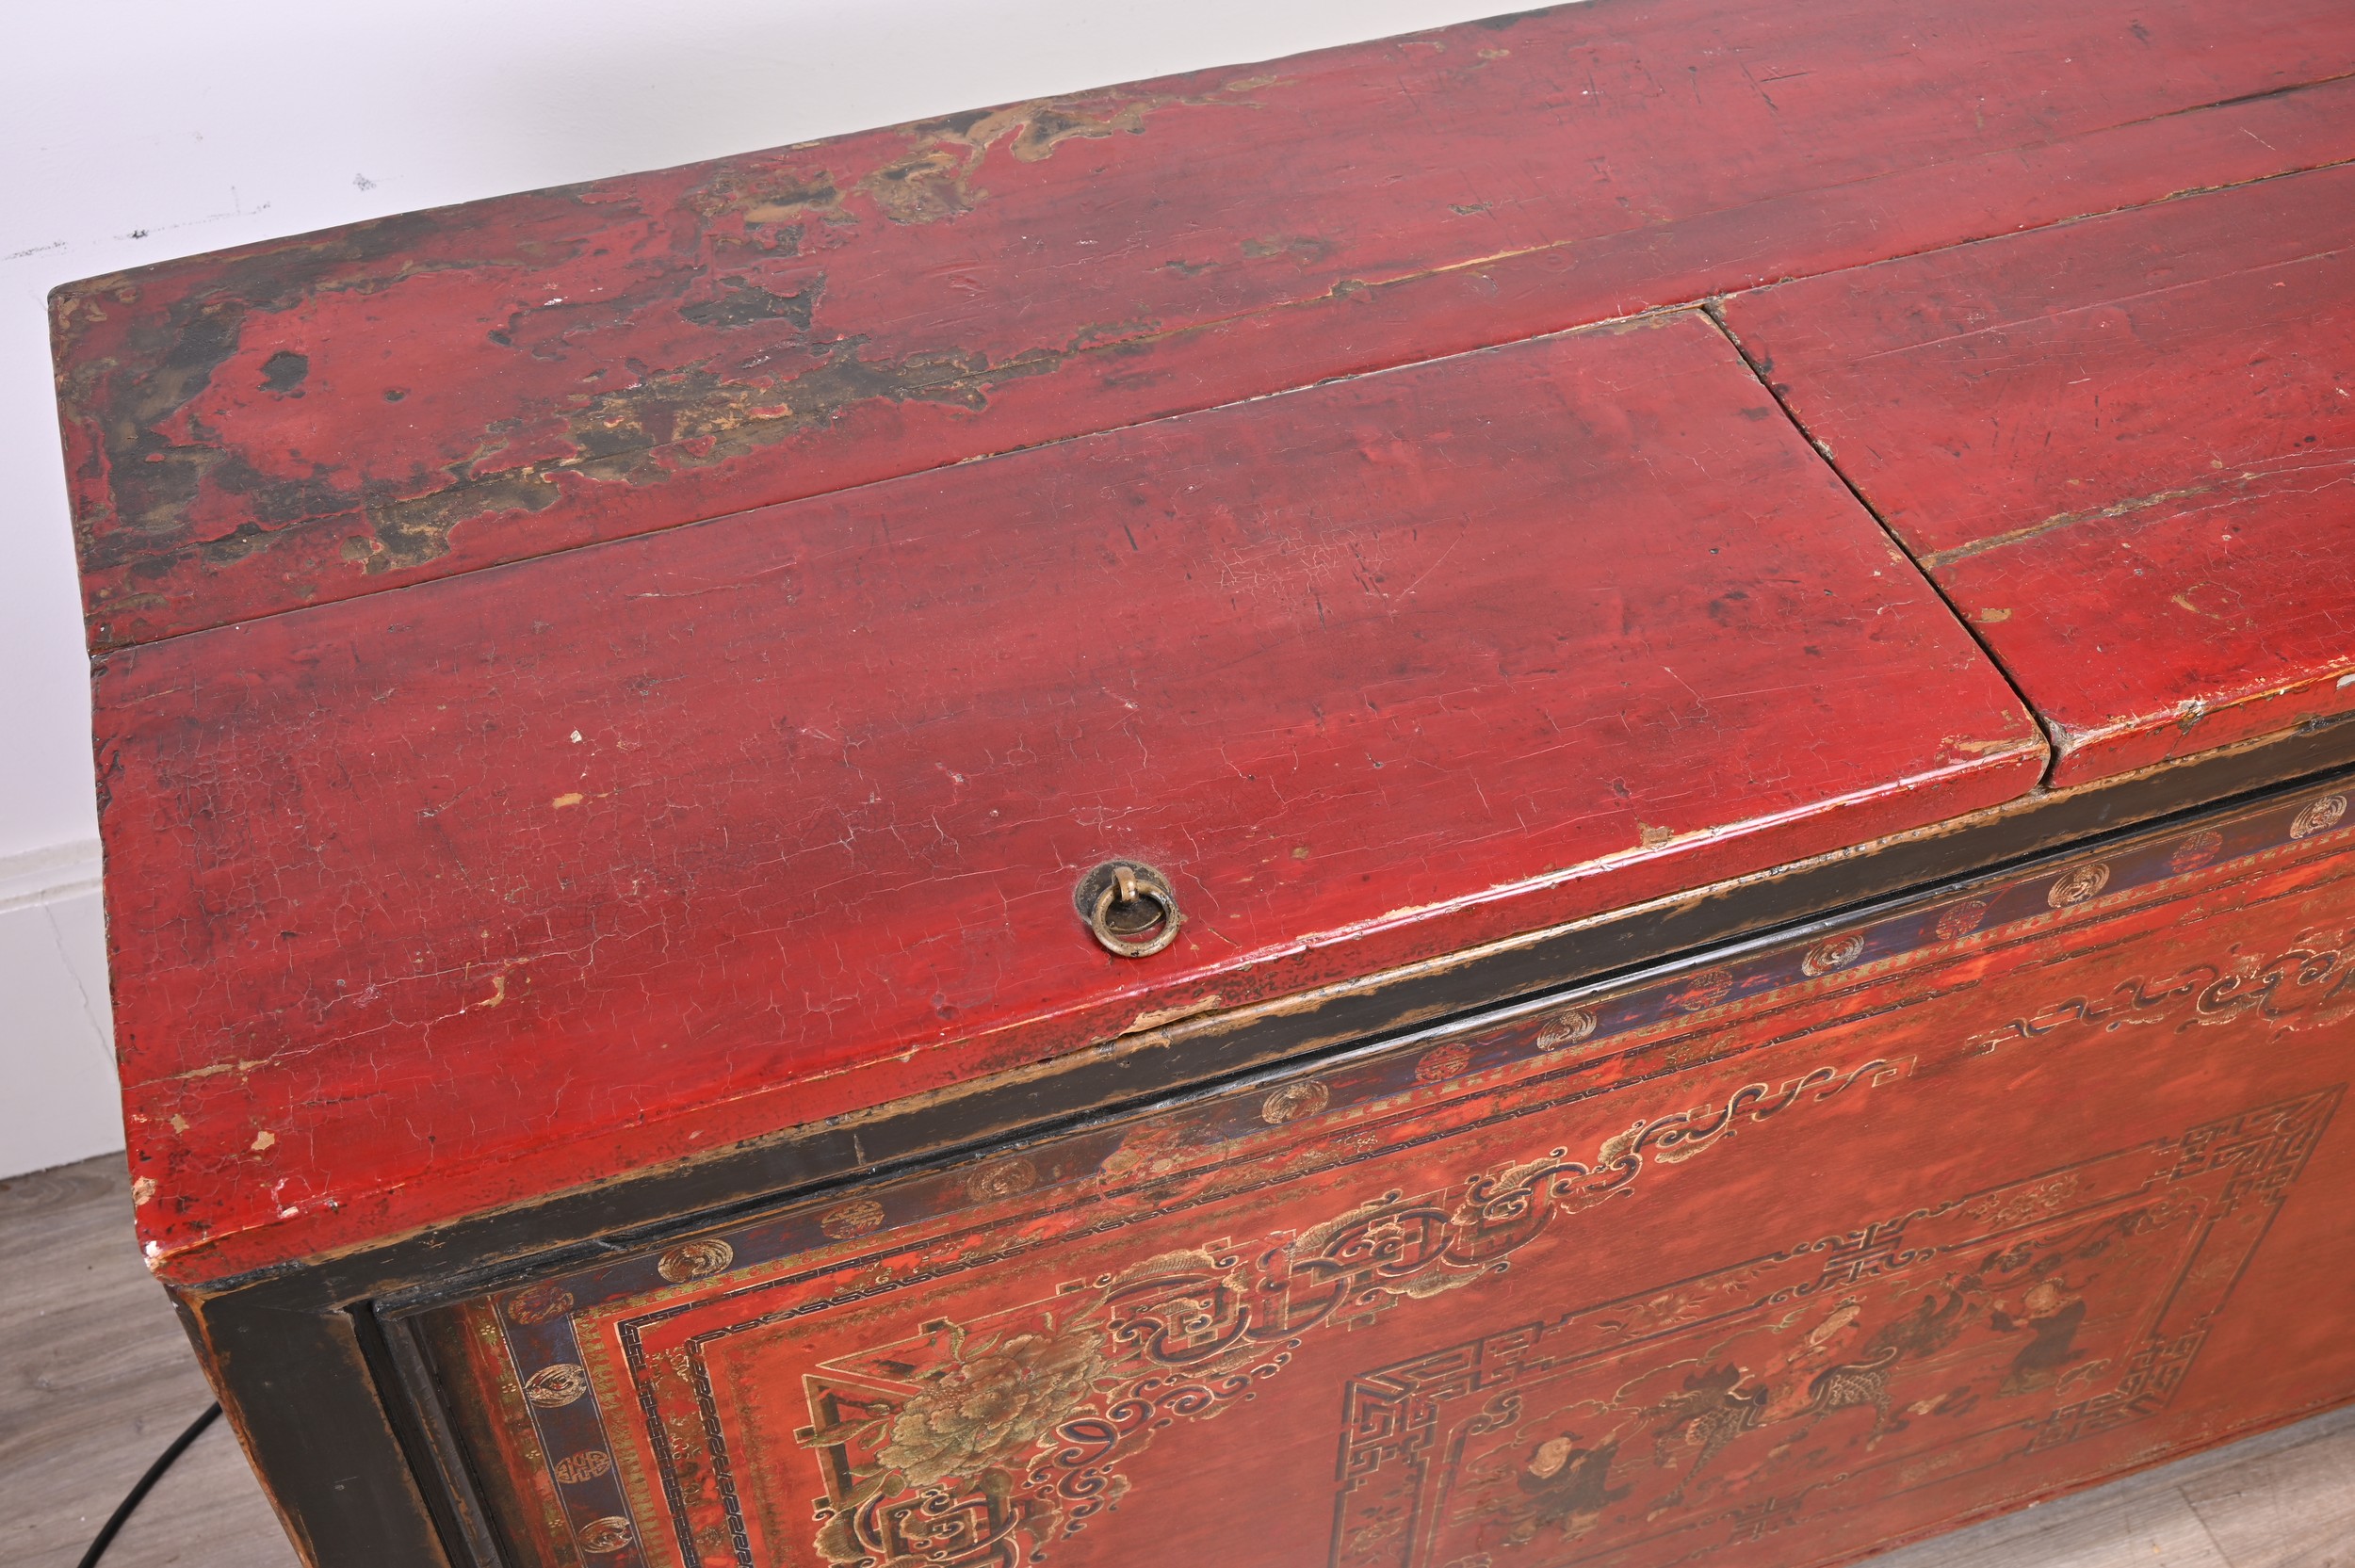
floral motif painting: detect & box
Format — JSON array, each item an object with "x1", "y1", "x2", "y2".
[{"x1": 411, "y1": 790, "x2": 2355, "y2": 1568}]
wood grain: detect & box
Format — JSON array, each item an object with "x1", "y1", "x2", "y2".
[
  {"x1": 1719, "y1": 162, "x2": 2355, "y2": 787},
  {"x1": 1867, "y1": 1410, "x2": 2355, "y2": 1568},
  {"x1": 1878, "y1": 1486, "x2": 2234, "y2": 1568},
  {"x1": 97, "y1": 312, "x2": 2047, "y2": 1281},
  {"x1": 40, "y1": 3, "x2": 2355, "y2": 1561},
  {"x1": 2182, "y1": 1422, "x2": 2355, "y2": 1568},
  {"x1": 410, "y1": 793, "x2": 2355, "y2": 1568},
  {"x1": 51, "y1": 0, "x2": 2355, "y2": 647},
  {"x1": 5, "y1": 1156, "x2": 2347, "y2": 1567},
  {"x1": 0, "y1": 1159, "x2": 298, "y2": 1568}
]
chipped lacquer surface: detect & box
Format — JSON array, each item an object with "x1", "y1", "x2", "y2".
[
  {"x1": 50, "y1": 0, "x2": 2355, "y2": 647},
  {"x1": 98, "y1": 315, "x2": 2042, "y2": 1283},
  {"x1": 1719, "y1": 163, "x2": 2355, "y2": 788},
  {"x1": 411, "y1": 784, "x2": 2355, "y2": 1568}
]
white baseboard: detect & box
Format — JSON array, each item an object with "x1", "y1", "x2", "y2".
[
  {"x1": 0, "y1": 840, "x2": 122, "y2": 1179},
  {"x1": 0, "y1": 836, "x2": 102, "y2": 913}
]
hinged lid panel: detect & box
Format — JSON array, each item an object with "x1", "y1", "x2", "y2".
[
  {"x1": 52, "y1": 0, "x2": 2355, "y2": 647},
  {"x1": 1722, "y1": 163, "x2": 2355, "y2": 785},
  {"x1": 99, "y1": 314, "x2": 2040, "y2": 1277}
]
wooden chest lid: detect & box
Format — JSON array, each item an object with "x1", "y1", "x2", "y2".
[
  {"x1": 53, "y1": 0, "x2": 2355, "y2": 1280},
  {"x1": 84, "y1": 315, "x2": 2041, "y2": 1280},
  {"x1": 1721, "y1": 161, "x2": 2355, "y2": 784},
  {"x1": 53, "y1": 0, "x2": 2355, "y2": 650}
]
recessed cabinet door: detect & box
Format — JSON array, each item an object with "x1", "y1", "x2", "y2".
[{"x1": 404, "y1": 780, "x2": 2355, "y2": 1568}]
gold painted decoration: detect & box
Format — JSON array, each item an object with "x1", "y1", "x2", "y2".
[
  {"x1": 656, "y1": 1240, "x2": 735, "y2": 1284},
  {"x1": 966, "y1": 1157, "x2": 1040, "y2": 1204},
  {"x1": 2291, "y1": 793, "x2": 2349, "y2": 839},
  {"x1": 1415, "y1": 1043, "x2": 1472, "y2": 1082},
  {"x1": 1665, "y1": 968, "x2": 1734, "y2": 1011},
  {"x1": 1962, "y1": 927, "x2": 2355, "y2": 1056},
  {"x1": 1933, "y1": 898, "x2": 1989, "y2": 939},
  {"x1": 1327, "y1": 1091, "x2": 2338, "y2": 1568},
  {"x1": 2169, "y1": 830, "x2": 2224, "y2": 873},
  {"x1": 820, "y1": 1200, "x2": 886, "y2": 1239},
  {"x1": 1260, "y1": 1081, "x2": 1331, "y2": 1124},
  {"x1": 522, "y1": 1364, "x2": 591, "y2": 1409},
  {"x1": 506, "y1": 1285, "x2": 576, "y2": 1326},
  {"x1": 1803, "y1": 933, "x2": 1866, "y2": 976},
  {"x1": 429, "y1": 792, "x2": 2355, "y2": 1568},
  {"x1": 1535, "y1": 1007, "x2": 1599, "y2": 1049},
  {"x1": 552, "y1": 1450, "x2": 614, "y2": 1484},
  {"x1": 2046, "y1": 862, "x2": 2111, "y2": 908},
  {"x1": 575, "y1": 1516, "x2": 632, "y2": 1554},
  {"x1": 795, "y1": 1056, "x2": 1910, "y2": 1565}
]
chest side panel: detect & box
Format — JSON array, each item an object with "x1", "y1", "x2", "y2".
[
  {"x1": 102, "y1": 313, "x2": 2041, "y2": 1280},
  {"x1": 413, "y1": 780, "x2": 2355, "y2": 1568},
  {"x1": 1720, "y1": 162, "x2": 2355, "y2": 786},
  {"x1": 52, "y1": 0, "x2": 2355, "y2": 645}
]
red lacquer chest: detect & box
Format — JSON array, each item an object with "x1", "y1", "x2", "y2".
[{"x1": 49, "y1": 3, "x2": 2355, "y2": 1566}]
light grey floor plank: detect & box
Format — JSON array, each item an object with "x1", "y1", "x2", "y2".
[
  {"x1": 89, "y1": 1414, "x2": 305, "y2": 1568},
  {"x1": 1856, "y1": 1408, "x2": 2355, "y2": 1568},
  {"x1": 1, "y1": 1156, "x2": 300, "y2": 1568},
  {"x1": 6, "y1": 1151, "x2": 2351, "y2": 1568},
  {"x1": 1860, "y1": 1465, "x2": 2233, "y2": 1568},
  {"x1": 2182, "y1": 1419, "x2": 2355, "y2": 1568}
]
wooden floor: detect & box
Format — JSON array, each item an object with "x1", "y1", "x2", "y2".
[{"x1": 6, "y1": 1154, "x2": 2350, "y2": 1568}]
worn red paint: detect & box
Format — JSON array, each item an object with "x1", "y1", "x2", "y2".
[
  {"x1": 50, "y1": 0, "x2": 2355, "y2": 649},
  {"x1": 1720, "y1": 163, "x2": 2355, "y2": 787},
  {"x1": 100, "y1": 315, "x2": 2041, "y2": 1280},
  {"x1": 53, "y1": 5, "x2": 2355, "y2": 1564},
  {"x1": 419, "y1": 793, "x2": 2355, "y2": 1568}
]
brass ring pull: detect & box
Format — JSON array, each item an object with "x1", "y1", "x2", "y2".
[{"x1": 1078, "y1": 861, "x2": 1182, "y2": 957}]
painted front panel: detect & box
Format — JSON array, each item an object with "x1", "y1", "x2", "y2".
[{"x1": 414, "y1": 781, "x2": 2355, "y2": 1568}]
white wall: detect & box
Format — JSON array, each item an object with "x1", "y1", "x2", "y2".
[{"x1": 0, "y1": 0, "x2": 1521, "y2": 1177}]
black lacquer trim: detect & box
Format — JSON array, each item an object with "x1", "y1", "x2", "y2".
[{"x1": 181, "y1": 738, "x2": 2355, "y2": 1568}]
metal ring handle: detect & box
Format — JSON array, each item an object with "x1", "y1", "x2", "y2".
[{"x1": 1083, "y1": 864, "x2": 1182, "y2": 957}]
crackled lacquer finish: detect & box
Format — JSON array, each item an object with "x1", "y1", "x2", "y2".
[
  {"x1": 416, "y1": 784, "x2": 2355, "y2": 1568},
  {"x1": 51, "y1": 0, "x2": 2355, "y2": 646},
  {"x1": 99, "y1": 315, "x2": 2042, "y2": 1282},
  {"x1": 1720, "y1": 162, "x2": 2355, "y2": 787}
]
